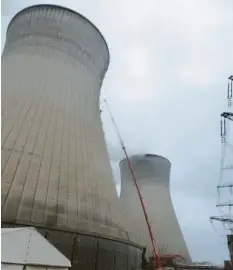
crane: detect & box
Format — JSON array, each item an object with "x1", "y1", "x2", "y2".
[
  {"x1": 103, "y1": 99, "x2": 163, "y2": 269},
  {"x1": 103, "y1": 99, "x2": 187, "y2": 269}
]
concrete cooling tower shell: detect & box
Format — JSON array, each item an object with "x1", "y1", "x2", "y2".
[
  {"x1": 120, "y1": 154, "x2": 191, "y2": 263},
  {"x1": 1, "y1": 5, "x2": 143, "y2": 270}
]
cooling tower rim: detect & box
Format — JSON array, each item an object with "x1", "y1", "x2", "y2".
[
  {"x1": 6, "y1": 4, "x2": 110, "y2": 63},
  {"x1": 119, "y1": 153, "x2": 171, "y2": 165}
]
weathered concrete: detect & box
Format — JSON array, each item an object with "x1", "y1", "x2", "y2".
[
  {"x1": 1, "y1": 5, "x2": 142, "y2": 269},
  {"x1": 120, "y1": 154, "x2": 191, "y2": 263}
]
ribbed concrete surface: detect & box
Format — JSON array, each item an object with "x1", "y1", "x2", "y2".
[
  {"x1": 1, "y1": 5, "x2": 127, "y2": 240},
  {"x1": 120, "y1": 154, "x2": 191, "y2": 262}
]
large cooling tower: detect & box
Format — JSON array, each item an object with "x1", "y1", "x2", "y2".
[
  {"x1": 1, "y1": 5, "x2": 143, "y2": 270},
  {"x1": 120, "y1": 154, "x2": 191, "y2": 263}
]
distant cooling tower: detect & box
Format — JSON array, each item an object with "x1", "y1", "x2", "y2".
[
  {"x1": 120, "y1": 154, "x2": 191, "y2": 263},
  {"x1": 1, "y1": 5, "x2": 142, "y2": 270}
]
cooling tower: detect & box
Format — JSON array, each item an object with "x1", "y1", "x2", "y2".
[
  {"x1": 1, "y1": 5, "x2": 143, "y2": 269},
  {"x1": 120, "y1": 154, "x2": 191, "y2": 263}
]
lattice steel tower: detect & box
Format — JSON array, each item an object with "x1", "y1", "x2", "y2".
[{"x1": 210, "y1": 75, "x2": 233, "y2": 233}]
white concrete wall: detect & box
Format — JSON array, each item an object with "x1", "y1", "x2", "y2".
[
  {"x1": 1, "y1": 5, "x2": 127, "y2": 240},
  {"x1": 120, "y1": 154, "x2": 191, "y2": 262}
]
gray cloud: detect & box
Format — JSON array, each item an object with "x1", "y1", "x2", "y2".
[{"x1": 2, "y1": 0, "x2": 233, "y2": 264}]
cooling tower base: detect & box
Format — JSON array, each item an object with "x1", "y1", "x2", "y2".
[{"x1": 2, "y1": 222, "x2": 143, "y2": 270}]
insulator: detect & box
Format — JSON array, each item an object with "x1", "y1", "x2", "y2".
[
  {"x1": 231, "y1": 79, "x2": 233, "y2": 98},
  {"x1": 220, "y1": 119, "x2": 223, "y2": 136},
  {"x1": 224, "y1": 118, "x2": 226, "y2": 135},
  {"x1": 227, "y1": 77, "x2": 232, "y2": 107},
  {"x1": 220, "y1": 119, "x2": 226, "y2": 143},
  {"x1": 229, "y1": 99, "x2": 232, "y2": 107},
  {"x1": 221, "y1": 136, "x2": 225, "y2": 144},
  {"x1": 228, "y1": 81, "x2": 230, "y2": 99}
]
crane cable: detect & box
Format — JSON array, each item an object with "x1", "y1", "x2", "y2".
[{"x1": 103, "y1": 99, "x2": 163, "y2": 270}]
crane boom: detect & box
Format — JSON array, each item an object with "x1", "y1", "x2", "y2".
[{"x1": 103, "y1": 99, "x2": 163, "y2": 269}]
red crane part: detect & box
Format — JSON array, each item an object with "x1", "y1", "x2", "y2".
[
  {"x1": 104, "y1": 99, "x2": 163, "y2": 269},
  {"x1": 163, "y1": 254, "x2": 186, "y2": 262},
  {"x1": 122, "y1": 146, "x2": 163, "y2": 269}
]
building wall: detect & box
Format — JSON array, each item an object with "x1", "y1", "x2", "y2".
[
  {"x1": 120, "y1": 154, "x2": 191, "y2": 263},
  {"x1": 2, "y1": 264, "x2": 69, "y2": 270},
  {"x1": 2, "y1": 222, "x2": 143, "y2": 270},
  {"x1": 1, "y1": 5, "x2": 143, "y2": 270}
]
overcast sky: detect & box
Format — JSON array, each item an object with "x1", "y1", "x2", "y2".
[{"x1": 2, "y1": 0, "x2": 233, "y2": 265}]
